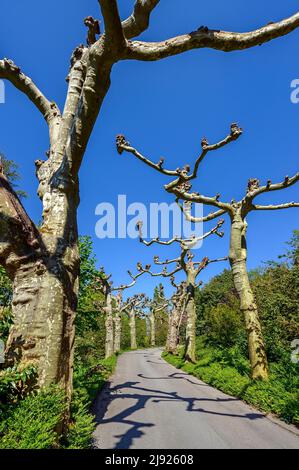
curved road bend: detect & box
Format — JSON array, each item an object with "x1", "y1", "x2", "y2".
[{"x1": 93, "y1": 348, "x2": 299, "y2": 449}]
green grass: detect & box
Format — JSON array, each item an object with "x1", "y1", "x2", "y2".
[{"x1": 162, "y1": 341, "x2": 299, "y2": 426}]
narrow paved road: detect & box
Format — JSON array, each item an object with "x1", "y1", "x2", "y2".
[{"x1": 93, "y1": 348, "x2": 299, "y2": 449}]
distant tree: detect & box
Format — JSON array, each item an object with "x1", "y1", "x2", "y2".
[
  {"x1": 98, "y1": 269, "x2": 146, "y2": 358},
  {"x1": 166, "y1": 280, "x2": 187, "y2": 354},
  {"x1": 134, "y1": 221, "x2": 227, "y2": 362},
  {"x1": 150, "y1": 284, "x2": 169, "y2": 347}
]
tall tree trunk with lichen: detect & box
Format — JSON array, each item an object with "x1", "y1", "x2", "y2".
[
  {"x1": 1, "y1": 131, "x2": 79, "y2": 400},
  {"x1": 114, "y1": 310, "x2": 122, "y2": 353},
  {"x1": 229, "y1": 213, "x2": 269, "y2": 380},
  {"x1": 129, "y1": 308, "x2": 137, "y2": 350},
  {"x1": 104, "y1": 293, "x2": 114, "y2": 358},
  {"x1": 167, "y1": 305, "x2": 181, "y2": 354},
  {"x1": 165, "y1": 312, "x2": 172, "y2": 351},
  {"x1": 150, "y1": 311, "x2": 155, "y2": 347},
  {"x1": 184, "y1": 272, "x2": 197, "y2": 363}
]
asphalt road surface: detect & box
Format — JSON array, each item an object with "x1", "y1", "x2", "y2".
[{"x1": 93, "y1": 348, "x2": 299, "y2": 449}]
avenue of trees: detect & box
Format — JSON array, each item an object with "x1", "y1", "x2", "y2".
[{"x1": 0, "y1": 1, "x2": 298, "y2": 448}]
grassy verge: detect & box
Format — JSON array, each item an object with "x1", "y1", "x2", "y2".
[
  {"x1": 0, "y1": 355, "x2": 119, "y2": 449},
  {"x1": 162, "y1": 341, "x2": 299, "y2": 426}
]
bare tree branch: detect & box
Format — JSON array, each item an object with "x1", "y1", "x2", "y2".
[
  {"x1": 194, "y1": 255, "x2": 228, "y2": 275},
  {"x1": 116, "y1": 126, "x2": 241, "y2": 213},
  {"x1": 176, "y1": 199, "x2": 226, "y2": 223},
  {"x1": 98, "y1": 0, "x2": 125, "y2": 47},
  {"x1": 84, "y1": 17, "x2": 101, "y2": 46},
  {"x1": 136, "y1": 262, "x2": 182, "y2": 278},
  {"x1": 172, "y1": 186, "x2": 231, "y2": 212},
  {"x1": 136, "y1": 218, "x2": 224, "y2": 249},
  {"x1": 125, "y1": 12, "x2": 299, "y2": 61},
  {"x1": 116, "y1": 135, "x2": 178, "y2": 176},
  {"x1": 111, "y1": 268, "x2": 146, "y2": 291},
  {"x1": 190, "y1": 124, "x2": 243, "y2": 179},
  {"x1": 117, "y1": 124, "x2": 242, "y2": 185},
  {"x1": 0, "y1": 59, "x2": 61, "y2": 144},
  {"x1": 252, "y1": 202, "x2": 299, "y2": 211},
  {"x1": 153, "y1": 256, "x2": 181, "y2": 266},
  {"x1": 247, "y1": 172, "x2": 299, "y2": 200},
  {"x1": 122, "y1": 0, "x2": 160, "y2": 39}
]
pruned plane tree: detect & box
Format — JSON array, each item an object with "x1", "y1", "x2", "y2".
[
  {"x1": 134, "y1": 220, "x2": 228, "y2": 362},
  {"x1": 97, "y1": 268, "x2": 146, "y2": 358},
  {"x1": 1, "y1": 1, "x2": 299, "y2": 397},
  {"x1": 117, "y1": 125, "x2": 299, "y2": 380},
  {"x1": 165, "y1": 279, "x2": 187, "y2": 356},
  {"x1": 148, "y1": 284, "x2": 169, "y2": 347}
]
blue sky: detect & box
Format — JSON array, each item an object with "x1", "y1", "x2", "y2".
[{"x1": 0, "y1": 0, "x2": 298, "y2": 299}]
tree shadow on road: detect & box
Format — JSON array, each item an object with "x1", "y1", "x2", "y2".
[{"x1": 93, "y1": 378, "x2": 265, "y2": 449}]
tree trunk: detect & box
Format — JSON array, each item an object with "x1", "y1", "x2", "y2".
[
  {"x1": 165, "y1": 311, "x2": 173, "y2": 351},
  {"x1": 229, "y1": 214, "x2": 269, "y2": 380},
  {"x1": 105, "y1": 294, "x2": 114, "y2": 359},
  {"x1": 184, "y1": 274, "x2": 196, "y2": 362},
  {"x1": 1, "y1": 169, "x2": 79, "y2": 399},
  {"x1": 129, "y1": 309, "x2": 137, "y2": 350},
  {"x1": 6, "y1": 261, "x2": 77, "y2": 396},
  {"x1": 167, "y1": 306, "x2": 181, "y2": 354},
  {"x1": 150, "y1": 312, "x2": 155, "y2": 347},
  {"x1": 114, "y1": 311, "x2": 122, "y2": 353}
]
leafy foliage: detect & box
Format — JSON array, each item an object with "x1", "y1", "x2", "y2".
[
  {"x1": 0, "y1": 267, "x2": 13, "y2": 341},
  {"x1": 0, "y1": 386, "x2": 66, "y2": 449},
  {"x1": 0, "y1": 365, "x2": 37, "y2": 415},
  {"x1": 0, "y1": 153, "x2": 27, "y2": 199}
]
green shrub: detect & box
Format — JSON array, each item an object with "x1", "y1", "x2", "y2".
[
  {"x1": 205, "y1": 303, "x2": 243, "y2": 347},
  {"x1": 0, "y1": 386, "x2": 66, "y2": 449},
  {"x1": 66, "y1": 398, "x2": 95, "y2": 449},
  {"x1": 0, "y1": 365, "x2": 37, "y2": 415}
]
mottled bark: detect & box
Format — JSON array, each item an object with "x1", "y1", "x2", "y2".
[
  {"x1": 1, "y1": 59, "x2": 82, "y2": 397},
  {"x1": 167, "y1": 306, "x2": 181, "y2": 354},
  {"x1": 129, "y1": 308, "x2": 137, "y2": 350},
  {"x1": 184, "y1": 272, "x2": 197, "y2": 363},
  {"x1": 149, "y1": 312, "x2": 155, "y2": 347},
  {"x1": 114, "y1": 310, "x2": 122, "y2": 353},
  {"x1": 229, "y1": 213, "x2": 268, "y2": 380},
  {"x1": 104, "y1": 293, "x2": 114, "y2": 359}
]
